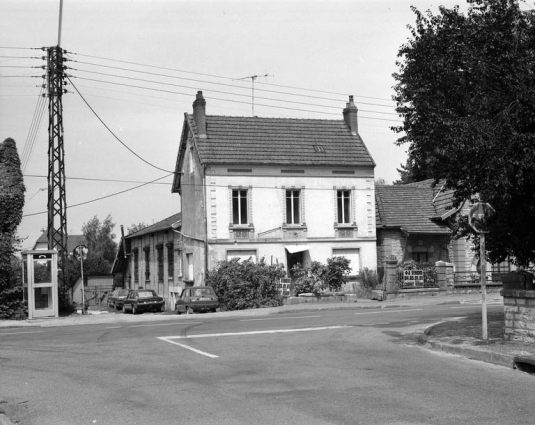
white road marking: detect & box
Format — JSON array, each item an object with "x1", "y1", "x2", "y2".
[
  {"x1": 157, "y1": 326, "x2": 352, "y2": 358},
  {"x1": 162, "y1": 325, "x2": 352, "y2": 340},
  {"x1": 129, "y1": 322, "x2": 202, "y2": 328},
  {"x1": 105, "y1": 321, "x2": 203, "y2": 329},
  {"x1": 354, "y1": 309, "x2": 423, "y2": 315},
  {"x1": 158, "y1": 337, "x2": 219, "y2": 358},
  {"x1": 241, "y1": 315, "x2": 321, "y2": 322},
  {"x1": 0, "y1": 330, "x2": 44, "y2": 335}
]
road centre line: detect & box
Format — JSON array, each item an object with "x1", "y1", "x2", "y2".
[
  {"x1": 0, "y1": 330, "x2": 44, "y2": 335},
  {"x1": 240, "y1": 315, "x2": 321, "y2": 322},
  {"x1": 354, "y1": 309, "x2": 423, "y2": 315},
  {"x1": 161, "y1": 325, "x2": 352, "y2": 340},
  {"x1": 105, "y1": 321, "x2": 203, "y2": 329},
  {"x1": 129, "y1": 322, "x2": 202, "y2": 328},
  {"x1": 157, "y1": 326, "x2": 351, "y2": 359},
  {"x1": 158, "y1": 337, "x2": 219, "y2": 358}
]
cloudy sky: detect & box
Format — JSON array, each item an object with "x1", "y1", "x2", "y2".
[{"x1": 1, "y1": 0, "x2": 465, "y2": 249}]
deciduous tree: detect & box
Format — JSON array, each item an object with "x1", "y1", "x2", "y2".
[{"x1": 392, "y1": 0, "x2": 535, "y2": 266}]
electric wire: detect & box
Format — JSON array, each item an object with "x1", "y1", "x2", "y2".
[
  {"x1": 22, "y1": 173, "x2": 174, "y2": 217},
  {"x1": 21, "y1": 86, "x2": 47, "y2": 173},
  {"x1": 66, "y1": 75, "x2": 175, "y2": 173},
  {"x1": 68, "y1": 65, "x2": 398, "y2": 116},
  {"x1": 69, "y1": 75, "x2": 400, "y2": 122},
  {"x1": 68, "y1": 50, "x2": 393, "y2": 102},
  {"x1": 24, "y1": 174, "x2": 173, "y2": 185},
  {"x1": 68, "y1": 58, "x2": 394, "y2": 109}
]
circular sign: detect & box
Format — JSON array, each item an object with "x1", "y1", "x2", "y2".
[
  {"x1": 73, "y1": 245, "x2": 88, "y2": 261},
  {"x1": 468, "y1": 202, "x2": 495, "y2": 234}
]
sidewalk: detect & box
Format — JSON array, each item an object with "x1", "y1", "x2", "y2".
[{"x1": 1, "y1": 292, "x2": 533, "y2": 372}]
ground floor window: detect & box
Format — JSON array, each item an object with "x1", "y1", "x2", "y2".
[
  {"x1": 227, "y1": 249, "x2": 257, "y2": 263},
  {"x1": 332, "y1": 248, "x2": 360, "y2": 276}
]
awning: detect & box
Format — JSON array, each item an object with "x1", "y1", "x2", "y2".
[{"x1": 285, "y1": 245, "x2": 310, "y2": 254}]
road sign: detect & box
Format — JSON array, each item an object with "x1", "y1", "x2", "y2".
[
  {"x1": 468, "y1": 202, "x2": 495, "y2": 234},
  {"x1": 73, "y1": 245, "x2": 88, "y2": 261}
]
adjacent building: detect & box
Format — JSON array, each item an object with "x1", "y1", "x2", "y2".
[
  {"x1": 112, "y1": 213, "x2": 183, "y2": 308},
  {"x1": 171, "y1": 91, "x2": 377, "y2": 286}
]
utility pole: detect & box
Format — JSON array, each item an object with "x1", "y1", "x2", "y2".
[
  {"x1": 47, "y1": 0, "x2": 68, "y2": 290},
  {"x1": 235, "y1": 73, "x2": 269, "y2": 116}
]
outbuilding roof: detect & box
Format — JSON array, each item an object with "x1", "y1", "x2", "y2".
[{"x1": 375, "y1": 185, "x2": 451, "y2": 234}]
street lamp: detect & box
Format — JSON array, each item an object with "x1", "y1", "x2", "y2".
[{"x1": 73, "y1": 245, "x2": 89, "y2": 314}]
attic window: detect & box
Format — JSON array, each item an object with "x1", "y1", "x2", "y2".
[
  {"x1": 281, "y1": 170, "x2": 305, "y2": 174},
  {"x1": 332, "y1": 170, "x2": 355, "y2": 175},
  {"x1": 228, "y1": 168, "x2": 252, "y2": 173},
  {"x1": 313, "y1": 145, "x2": 326, "y2": 153}
]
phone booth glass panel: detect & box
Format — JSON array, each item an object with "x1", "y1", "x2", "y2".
[{"x1": 22, "y1": 250, "x2": 59, "y2": 319}]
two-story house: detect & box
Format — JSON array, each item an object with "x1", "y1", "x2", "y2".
[{"x1": 171, "y1": 91, "x2": 377, "y2": 286}]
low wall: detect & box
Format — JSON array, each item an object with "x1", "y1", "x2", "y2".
[
  {"x1": 501, "y1": 289, "x2": 535, "y2": 343},
  {"x1": 285, "y1": 294, "x2": 358, "y2": 305}
]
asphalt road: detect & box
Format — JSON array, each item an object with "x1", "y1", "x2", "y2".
[{"x1": 1, "y1": 304, "x2": 534, "y2": 425}]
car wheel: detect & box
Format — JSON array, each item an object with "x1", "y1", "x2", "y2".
[
  {"x1": 132, "y1": 305, "x2": 137, "y2": 315},
  {"x1": 186, "y1": 306, "x2": 194, "y2": 314},
  {"x1": 123, "y1": 304, "x2": 129, "y2": 314},
  {"x1": 175, "y1": 306, "x2": 181, "y2": 315},
  {"x1": 211, "y1": 308, "x2": 217, "y2": 313}
]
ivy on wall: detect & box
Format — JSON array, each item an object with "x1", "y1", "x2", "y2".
[{"x1": 0, "y1": 137, "x2": 27, "y2": 319}]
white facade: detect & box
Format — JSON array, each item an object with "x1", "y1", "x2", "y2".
[{"x1": 204, "y1": 165, "x2": 376, "y2": 276}]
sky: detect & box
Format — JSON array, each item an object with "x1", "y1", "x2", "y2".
[{"x1": 1, "y1": 0, "x2": 467, "y2": 250}]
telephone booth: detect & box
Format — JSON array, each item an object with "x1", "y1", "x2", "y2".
[{"x1": 22, "y1": 250, "x2": 59, "y2": 319}]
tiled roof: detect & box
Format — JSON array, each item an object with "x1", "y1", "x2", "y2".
[
  {"x1": 34, "y1": 232, "x2": 87, "y2": 254},
  {"x1": 375, "y1": 185, "x2": 451, "y2": 234},
  {"x1": 186, "y1": 114, "x2": 375, "y2": 167},
  {"x1": 125, "y1": 212, "x2": 181, "y2": 239},
  {"x1": 403, "y1": 179, "x2": 455, "y2": 216}
]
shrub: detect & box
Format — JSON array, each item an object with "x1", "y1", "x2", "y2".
[
  {"x1": 292, "y1": 256, "x2": 351, "y2": 295},
  {"x1": 206, "y1": 257, "x2": 285, "y2": 311},
  {"x1": 292, "y1": 261, "x2": 326, "y2": 295},
  {"x1": 356, "y1": 268, "x2": 380, "y2": 299}
]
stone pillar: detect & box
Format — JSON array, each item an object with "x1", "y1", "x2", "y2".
[
  {"x1": 501, "y1": 289, "x2": 535, "y2": 343},
  {"x1": 435, "y1": 261, "x2": 454, "y2": 292},
  {"x1": 383, "y1": 257, "x2": 398, "y2": 294}
]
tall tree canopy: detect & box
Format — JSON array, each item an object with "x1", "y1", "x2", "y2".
[
  {"x1": 0, "y1": 138, "x2": 26, "y2": 318},
  {"x1": 392, "y1": 0, "x2": 535, "y2": 266},
  {"x1": 82, "y1": 214, "x2": 117, "y2": 265}
]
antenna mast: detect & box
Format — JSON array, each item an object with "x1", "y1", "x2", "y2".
[{"x1": 235, "y1": 73, "x2": 269, "y2": 116}]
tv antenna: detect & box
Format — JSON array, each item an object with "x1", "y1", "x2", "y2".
[{"x1": 234, "y1": 73, "x2": 270, "y2": 116}]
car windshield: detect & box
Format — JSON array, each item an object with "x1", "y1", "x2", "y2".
[
  {"x1": 119, "y1": 289, "x2": 129, "y2": 296},
  {"x1": 138, "y1": 290, "x2": 157, "y2": 298},
  {"x1": 193, "y1": 288, "x2": 215, "y2": 297}
]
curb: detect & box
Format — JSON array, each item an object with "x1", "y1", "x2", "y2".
[{"x1": 420, "y1": 338, "x2": 515, "y2": 368}]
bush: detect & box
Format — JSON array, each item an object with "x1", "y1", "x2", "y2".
[
  {"x1": 356, "y1": 268, "x2": 380, "y2": 299},
  {"x1": 206, "y1": 257, "x2": 286, "y2": 311},
  {"x1": 292, "y1": 256, "x2": 351, "y2": 295}
]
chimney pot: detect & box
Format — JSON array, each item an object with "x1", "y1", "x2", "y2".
[
  {"x1": 192, "y1": 90, "x2": 207, "y2": 138},
  {"x1": 343, "y1": 95, "x2": 358, "y2": 135}
]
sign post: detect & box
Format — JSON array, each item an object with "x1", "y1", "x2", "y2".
[
  {"x1": 468, "y1": 201, "x2": 495, "y2": 340},
  {"x1": 73, "y1": 245, "x2": 88, "y2": 314}
]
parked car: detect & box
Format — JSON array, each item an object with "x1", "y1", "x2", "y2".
[
  {"x1": 107, "y1": 288, "x2": 129, "y2": 310},
  {"x1": 122, "y1": 289, "x2": 165, "y2": 314},
  {"x1": 175, "y1": 286, "x2": 219, "y2": 314}
]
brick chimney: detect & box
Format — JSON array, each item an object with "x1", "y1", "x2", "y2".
[
  {"x1": 192, "y1": 91, "x2": 207, "y2": 138},
  {"x1": 343, "y1": 95, "x2": 358, "y2": 135}
]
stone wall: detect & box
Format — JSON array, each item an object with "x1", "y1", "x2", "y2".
[{"x1": 501, "y1": 289, "x2": 535, "y2": 343}]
